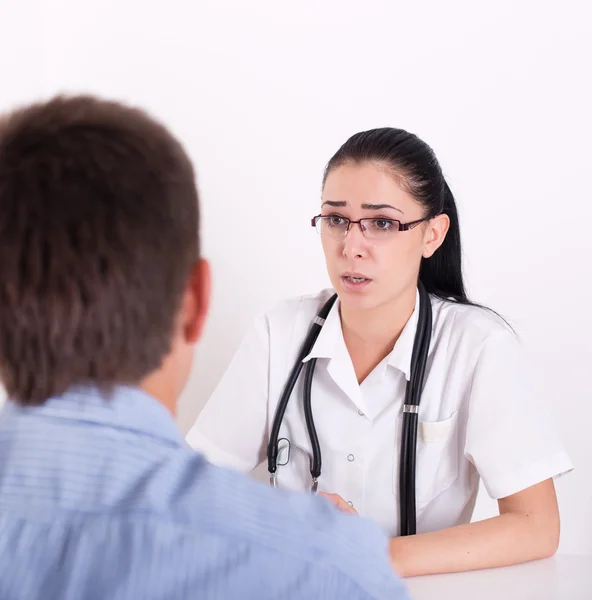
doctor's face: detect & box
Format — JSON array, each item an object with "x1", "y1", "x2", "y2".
[{"x1": 319, "y1": 161, "x2": 435, "y2": 312}]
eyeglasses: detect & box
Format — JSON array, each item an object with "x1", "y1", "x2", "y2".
[{"x1": 311, "y1": 214, "x2": 430, "y2": 240}]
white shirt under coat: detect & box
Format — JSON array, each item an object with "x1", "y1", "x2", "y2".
[{"x1": 187, "y1": 289, "x2": 573, "y2": 537}]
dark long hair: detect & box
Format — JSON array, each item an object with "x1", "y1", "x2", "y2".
[{"x1": 322, "y1": 127, "x2": 470, "y2": 304}]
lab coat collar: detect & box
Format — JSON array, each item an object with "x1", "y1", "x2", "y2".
[
  {"x1": 302, "y1": 294, "x2": 365, "y2": 411},
  {"x1": 302, "y1": 288, "x2": 421, "y2": 382},
  {"x1": 386, "y1": 288, "x2": 421, "y2": 381},
  {"x1": 301, "y1": 294, "x2": 343, "y2": 363}
]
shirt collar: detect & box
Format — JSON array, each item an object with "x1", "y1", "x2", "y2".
[
  {"x1": 4, "y1": 385, "x2": 183, "y2": 447},
  {"x1": 302, "y1": 288, "x2": 421, "y2": 381},
  {"x1": 386, "y1": 287, "x2": 421, "y2": 381},
  {"x1": 302, "y1": 295, "x2": 344, "y2": 363}
]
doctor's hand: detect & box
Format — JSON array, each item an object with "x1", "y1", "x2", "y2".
[{"x1": 318, "y1": 492, "x2": 358, "y2": 516}]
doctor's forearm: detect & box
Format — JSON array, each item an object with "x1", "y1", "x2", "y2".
[{"x1": 388, "y1": 511, "x2": 559, "y2": 578}]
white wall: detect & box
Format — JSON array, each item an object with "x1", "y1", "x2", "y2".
[{"x1": 1, "y1": 0, "x2": 590, "y2": 555}]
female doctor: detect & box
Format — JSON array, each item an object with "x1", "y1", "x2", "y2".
[{"x1": 187, "y1": 127, "x2": 572, "y2": 577}]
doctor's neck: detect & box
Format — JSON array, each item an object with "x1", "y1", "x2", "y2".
[{"x1": 339, "y1": 285, "x2": 417, "y2": 352}]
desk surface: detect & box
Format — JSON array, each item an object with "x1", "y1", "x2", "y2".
[{"x1": 406, "y1": 555, "x2": 591, "y2": 600}]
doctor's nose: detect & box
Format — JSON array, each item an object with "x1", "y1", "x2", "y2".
[{"x1": 342, "y1": 223, "x2": 369, "y2": 259}]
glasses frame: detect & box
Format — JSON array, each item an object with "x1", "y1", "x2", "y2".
[{"x1": 311, "y1": 214, "x2": 431, "y2": 237}]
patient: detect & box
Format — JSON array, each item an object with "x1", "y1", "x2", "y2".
[{"x1": 0, "y1": 96, "x2": 409, "y2": 599}]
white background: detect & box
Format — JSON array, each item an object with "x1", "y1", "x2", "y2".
[{"x1": 1, "y1": 0, "x2": 590, "y2": 556}]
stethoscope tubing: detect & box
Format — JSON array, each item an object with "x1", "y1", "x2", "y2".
[{"x1": 268, "y1": 282, "x2": 431, "y2": 536}]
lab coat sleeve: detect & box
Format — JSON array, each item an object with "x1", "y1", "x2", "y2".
[
  {"x1": 464, "y1": 329, "x2": 573, "y2": 500},
  {"x1": 185, "y1": 314, "x2": 270, "y2": 473}
]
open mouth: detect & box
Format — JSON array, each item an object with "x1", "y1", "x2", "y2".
[{"x1": 341, "y1": 274, "x2": 372, "y2": 290}]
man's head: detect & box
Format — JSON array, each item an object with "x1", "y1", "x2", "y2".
[{"x1": 0, "y1": 95, "x2": 210, "y2": 409}]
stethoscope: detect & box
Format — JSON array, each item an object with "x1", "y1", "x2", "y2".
[{"x1": 266, "y1": 281, "x2": 432, "y2": 537}]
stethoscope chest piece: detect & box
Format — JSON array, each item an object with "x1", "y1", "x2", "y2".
[
  {"x1": 270, "y1": 438, "x2": 290, "y2": 488},
  {"x1": 269, "y1": 437, "x2": 319, "y2": 492}
]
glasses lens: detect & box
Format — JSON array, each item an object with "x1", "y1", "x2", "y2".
[
  {"x1": 316, "y1": 216, "x2": 349, "y2": 237},
  {"x1": 361, "y1": 218, "x2": 398, "y2": 238}
]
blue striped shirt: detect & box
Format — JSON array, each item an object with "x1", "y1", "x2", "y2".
[{"x1": 0, "y1": 386, "x2": 409, "y2": 599}]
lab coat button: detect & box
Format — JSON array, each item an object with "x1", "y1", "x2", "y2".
[{"x1": 347, "y1": 454, "x2": 355, "y2": 462}]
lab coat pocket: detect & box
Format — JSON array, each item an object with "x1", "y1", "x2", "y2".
[{"x1": 392, "y1": 411, "x2": 459, "y2": 511}]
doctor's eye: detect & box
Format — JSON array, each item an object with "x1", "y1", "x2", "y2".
[
  {"x1": 325, "y1": 215, "x2": 348, "y2": 228},
  {"x1": 367, "y1": 218, "x2": 396, "y2": 233}
]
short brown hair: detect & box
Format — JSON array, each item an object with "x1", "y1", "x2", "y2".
[{"x1": 0, "y1": 95, "x2": 200, "y2": 406}]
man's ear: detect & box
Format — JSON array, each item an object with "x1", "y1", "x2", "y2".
[
  {"x1": 183, "y1": 258, "x2": 211, "y2": 344},
  {"x1": 422, "y1": 213, "x2": 450, "y2": 258}
]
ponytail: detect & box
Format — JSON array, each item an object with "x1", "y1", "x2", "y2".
[{"x1": 419, "y1": 180, "x2": 469, "y2": 303}]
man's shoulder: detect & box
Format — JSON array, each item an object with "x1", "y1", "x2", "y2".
[
  {"x1": 0, "y1": 439, "x2": 407, "y2": 599},
  {"x1": 156, "y1": 450, "x2": 407, "y2": 599}
]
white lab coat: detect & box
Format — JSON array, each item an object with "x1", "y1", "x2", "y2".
[{"x1": 187, "y1": 289, "x2": 572, "y2": 536}]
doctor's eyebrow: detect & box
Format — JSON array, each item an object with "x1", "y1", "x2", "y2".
[{"x1": 321, "y1": 200, "x2": 404, "y2": 214}]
